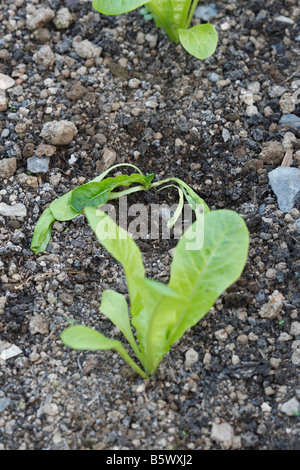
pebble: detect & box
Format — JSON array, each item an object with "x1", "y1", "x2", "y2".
[
  {"x1": 0, "y1": 203, "x2": 27, "y2": 218},
  {"x1": 0, "y1": 73, "x2": 15, "y2": 90},
  {"x1": 54, "y1": 7, "x2": 74, "y2": 29},
  {"x1": 279, "y1": 114, "x2": 300, "y2": 130},
  {"x1": 128, "y1": 78, "x2": 141, "y2": 89},
  {"x1": 184, "y1": 348, "x2": 199, "y2": 367},
  {"x1": 268, "y1": 167, "x2": 300, "y2": 212},
  {"x1": 0, "y1": 157, "x2": 17, "y2": 179},
  {"x1": 0, "y1": 297, "x2": 7, "y2": 315},
  {"x1": 222, "y1": 128, "x2": 231, "y2": 142},
  {"x1": 26, "y1": 7, "x2": 55, "y2": 30},
  {"x1": 211, "y1": 422, "x2": 234, "y2": 446},
  {"x1": 145, "y1": 33, "x2": 157, "y2": 48},
  {"x1": 102, "y1": 147, "x2": 117, "y2": 169},
  {"x1": 0, "y1": 397, "x2": 10, "y2": 413},
  {"x1": 259, "y1": 141, "x2": 284, "y2": 164},
  {"x1": 194, "y1": 4, "x2": 218, "y2": 21},
  {"x1": 27, "y1": 156, "x2": 50, "y2": 173},
  {"x1": 40, "y1": 120, "x2": 78, "y2": 146},
  {"x1": 29, "y1": 314, "x2": 50, "y2": 335},
  {"x1": 280, "y1": 397, "x2": 300, "y2": 416},
  {"x1": 72, "y1": 37, "x2": 102, "y2": 59},
  {"x1": 35, "y1": 144, "x2": 56, "y2": 157},
  {"x1": 33, "y1": 45, "x2": 55, "y2": 68},
  {"x1": 58, "y1": 292, "x2": 74, "y2": 306},
  {"x1": 214, "y1": 329, "x2": 228, "y2": 341},
  {"x1": 258, "y1": 290, "x2": 284, "y2": 319},
  {"x1": 279, "y1": 93, "x2": 295, "y2": 114},
  {"x1": 0, "y1": 96, "x2": 8, "y2": 111},
  {"x1": 290, "y1": 322, "x2": 300, "y2": 337},
  {"x1": 0, "y1": 343, "x2": 22, "y2": 360}
]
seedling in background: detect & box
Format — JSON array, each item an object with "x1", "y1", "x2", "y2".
[
  {"x1": 31, "y1": 165, "x2": 249, "y2": 378},
  {"x1": 92, "y1": 0, "x2": 218, "y2": 60}
]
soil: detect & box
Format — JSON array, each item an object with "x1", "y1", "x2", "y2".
[{"x1": 0, "y1": 0, "x2": 300, "y2": 451}]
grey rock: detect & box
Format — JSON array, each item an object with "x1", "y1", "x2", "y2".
[
  {"x1": 0, "y1": 203, "x2": 27, "y2": 217},
  {"x1": 194, "y1": 4, "x2": 218, "y2": 21},
  {"x1": 0, "y1": 157, "x2": 17, "y2": 179},
  {"x1": 222, "y1": 128, "x2": 231, "y2": 142},
  {"x1": 72, "y1": 36, "x2": 101, "y2": 59},
  {"x1": 40, "y1": 120, "x2": 78, "y2": 145},
  {"x1": 208, "y1": 72, "x2": 220, "y2": 83},
  {"x1": 54, "y1": 7, "x2": 74, "y2": 29},
  {"x1": 33, "y1": 45, "x2": 55, "y2": 68},
  {"x1": 279, "y1": 114, "x2": 300, "y2": 130},
  {"x1": 211, "y1": 422, "x2": 234, "y2": 444},
  {"x1": 268, "y1": 167, "x2": 300, "y2": 212},
  {"x1": 27, "y1": 156, "x2": 50, "y2": 173},
  {"x1": 280, "y1": 397, "x2": 300, "y2": 416},
  {"x1": 26, "y1": 7, "x2": 55, "y2": 30},
  {"x1": 0, "y1": 73, "x2": 15, "y2": 90},
  {"x1": 259, "y1": 141, "x2": 284, "y2": 164},
  {"x1": 0, "y1": 95, "x2": 8, "y2": 111},
  {"x1": 0, "y1": 397, "x2": 10, "y2": 413}
]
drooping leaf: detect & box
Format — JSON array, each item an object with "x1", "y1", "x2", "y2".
[
  {"x1": 92, "y1": 0, "x2": 150, "y2": 15},
  {"x1": 50, "y1": 191, "x2": 81, "y2": 221},
  {"x1": 100, "y1": 289, "x2": 142, "y2": 362},
  {"x1": 178, "y1": 24, "x2": 218, "y2": 60},
  {"x1": 167, "y1": 209, "x2": 249, "y2": 346},
  {"x1": 30, "y1": 208, "x2": 55, "y2": 254},
  {"x1": 60, "y1": 325, "x2": 147, "y2": 378},
  {"x1": 84, "y1": 207, "x2": 145, "y2": 315},
  {"x1": 70, "y1": 174, "x2": 154, "y2": 212}
]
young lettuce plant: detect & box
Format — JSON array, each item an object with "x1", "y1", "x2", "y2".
[
  {"x1": 60, "y1": 206, "x2": 249, "y2": 378},
  {"x1": 30, "y1": 165, "x2": 249, "y2": 378},
  {"x1": 92, "y1": 0, "x2": 218, "y2": 60}
]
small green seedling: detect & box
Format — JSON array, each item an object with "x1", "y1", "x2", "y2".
[
  {"x1": 31, "y1": 165, "x2": 249, "y2": 378},
  {"x1": 92, "y1": 0, "x2": 218, "y2": 60}
]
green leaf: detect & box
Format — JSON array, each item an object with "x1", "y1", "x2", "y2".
[
  {"x1": 84, "y1": 207, "x2": 145, "y2": 315},
  {"x1": 50, "y1": 191, "x2": 81, "y2": 221},
  {"x1": 30, "y1": 208, "x2": 55, "y2": 254},
  {"x1": 100, "y1": 289, "x2": 142, "y2": 362},
  {"x1": 70, "y1": 174, "x2": 153, "y2": 212},
  {"x1": 167, "y1": 209, "x2": 249, "y2": 346},
  {"x1": 132, "y1": 278, "x2": 187, "y2": 375},
  {"x1": 60, "y1": 325, "x2": 148, "y2": 378},
  {"x1": 178, "y1": 24, "x2": 218, "y2": 60},
  {"x1": 92, "y1": 0, "x2": 150, "y2": 15},
  {"x1": 170, "y1": 0, "x2": 190, "y2": 28}
]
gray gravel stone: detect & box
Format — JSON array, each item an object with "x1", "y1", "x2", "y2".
[
  {"x1": 268, "y1": 167, "x2": 300, "y2": 212},
  {"x1": 40, "y1": 120, "x2": 78, "y2": 145}
]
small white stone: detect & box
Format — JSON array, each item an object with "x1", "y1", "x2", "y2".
[
  {"x1": 214, "y1": 329, "x2": 228, "y2": 341},
  {"x1": 0, "y1": 73, "x2": 15, "y2": 90},
  {"x1": 0, "y1": 203, "x2": 27, "y2": 218},
  {"x1": 185, "y1": 348, "x2": 199, "y2": 367},
  {"x1": 128, "y1": 78, "x2": 140, "y2": 89},
  {"x1": 0, "y1": 344, "x2": 22, "y2": 360},
  {"x1": 211, "y1": 422, "x2": 234, "y2": 444},
  {"x1": 246, "y1": 104, "x2": 258, "y2": 117},
  {"x1": 280, "y1": 397, "x2": 300, "y2": 416},
  {"x1": 261, "y1": 402, "x2": 272, "y2": 413}
]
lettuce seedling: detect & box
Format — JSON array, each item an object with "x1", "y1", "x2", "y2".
[
  {"x1": 60, "y1": 207, "x2": 249, "y2": 378},
  {"x1": 92, "y1": 0, "x2": 218, "y2": 60},
  {"x1": 30, "y1": 165, "x2": 249, "y2": 378}
]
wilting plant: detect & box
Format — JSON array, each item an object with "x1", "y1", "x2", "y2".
[
  {"x1": 31, "y1": 165, "x2": 249, "y2": 378},
  {"x1": 92, "y1": 0, "x2": 218, "y2": 60}
]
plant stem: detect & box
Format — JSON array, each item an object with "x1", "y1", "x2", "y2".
[{"x1": 185, "y1": 0, "x2": 199, "y2": 29}]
